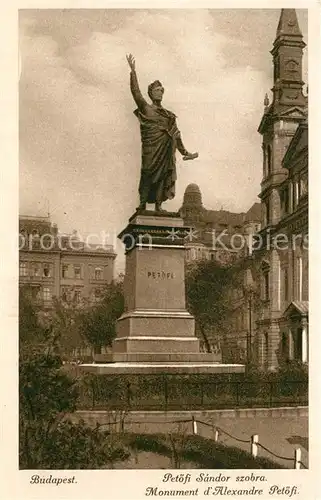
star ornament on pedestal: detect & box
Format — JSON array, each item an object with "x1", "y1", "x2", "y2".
[
  {"x1": 166, "y1": 228, "x2": 181, "y2": 241},
  {"x1": 184, "y1": 228, "x2": 199, "y2": 242}
]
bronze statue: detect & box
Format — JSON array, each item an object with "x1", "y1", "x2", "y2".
[{"x1": 126, "y1": 54, "x2": 198, "y2": 213}]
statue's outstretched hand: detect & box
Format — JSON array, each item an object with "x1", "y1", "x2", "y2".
[
  {"x1": 126, "y1": 54, "x2": 136, "y2": 71},
  {"x1": 183, "y1": 152, "x2": 199, "y2": 161}
]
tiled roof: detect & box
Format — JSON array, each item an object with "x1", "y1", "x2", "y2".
[
  {"x1": 205, "y1": 210, "x2": 245, "y2": 226},
  {"x1": 243, "y1": 202, "x2": 262, "y2": 223}
]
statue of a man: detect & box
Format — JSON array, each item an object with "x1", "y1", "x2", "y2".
[{"x1": 126, "y1": 54, "x2": 198, "y2": 213}]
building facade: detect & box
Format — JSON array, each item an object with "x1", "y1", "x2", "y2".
[
  {"x1": 180, "y1": 183, "x2": 261, "y2": 265},
  {"x1": 179, "y1": 184, "x2": 261, "y2": 359},
  {"x1": 179, "y1": 10, "x2": 309, "y2": 370},
  {"x1": 19, "y1": 215, "x2": 116, "y2": 308},
  {"x1": 253, "y1": 8, "x2": 308, "y2": 370},
  {"x1": 222, "y1": 9, "x2": 309, "y2": 369}
]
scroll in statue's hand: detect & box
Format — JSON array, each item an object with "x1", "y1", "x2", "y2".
[{"x1": 183, "y1": 152, "x2": 199, "y2": 161}]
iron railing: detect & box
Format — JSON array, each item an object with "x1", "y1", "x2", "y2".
[{"x1": 77, "y1": 375, "x2": 308, "y2": 411}]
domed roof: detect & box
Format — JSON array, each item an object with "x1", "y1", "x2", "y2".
[
  {"x1": 183, "y1": 183, "x2": 203, "y2": 207},
  {"x1": 185, "y1": 183, "x2": 201, "y2": 194}
]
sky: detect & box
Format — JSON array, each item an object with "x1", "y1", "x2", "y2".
[{"x1": 19, "y1": 8, "x2": 308, "y2": 272}]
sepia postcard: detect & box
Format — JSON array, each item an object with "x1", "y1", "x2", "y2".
[{"x1": 1, "y1": 0, "x2": 320, "y2": 499}]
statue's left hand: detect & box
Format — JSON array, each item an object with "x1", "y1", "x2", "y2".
[{"x1": 183, "y1": 152, "x2": 199, "y2": 161}]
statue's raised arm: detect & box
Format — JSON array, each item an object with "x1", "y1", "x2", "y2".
[
  {"x1": 126, "y1": 53, "x2": 198, "y2": 213},
  {"x1": 126, "y1": 54, "x2": 147, "y2": 112}
]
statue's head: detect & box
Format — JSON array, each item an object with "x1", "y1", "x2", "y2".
[{"x1": 148, "y1": 80, "x2": 164, "y2": 102}]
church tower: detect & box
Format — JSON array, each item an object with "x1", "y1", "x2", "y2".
[
  {"x1": 255, "y1": 9, "x2": 307, "y2": 370},
  {"x1": 258, "y1": 9, "x2": 307, "y2": 228}
]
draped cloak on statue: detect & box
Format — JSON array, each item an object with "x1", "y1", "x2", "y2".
[
  {"x1": 130, "y1": 69, "x2": 188, "y2": 205},
  {"x1": 134, "y1": 106, "x2": 181, "y2": 204}
]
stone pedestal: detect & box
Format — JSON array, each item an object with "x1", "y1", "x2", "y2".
[
  {"x1": 113, "y1": 211, "x2": 202, "y2": 363},
  {"x1": 82, "y1": 210, "x2": 244, "y2": 375}
]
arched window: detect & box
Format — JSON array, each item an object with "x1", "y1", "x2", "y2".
[
  {"x1": 296, "y1": 256, "x2": 303, "y2": 301},
  {"x1": 264, "y1": 197, "x2": 271, "y2": 226},
  {"x1": 261, "y1": 261, "x2": 270, "y2": 301},
  {"x1": 262, "y1": 332, "x2": 269, "y2": 367},
  {"x1": 93, "y1": 288, "x2": 102, "y2": 303},
  {"x1": 281, "y1": 332, "x2": 288, "y2": 361},
  {"x1": 31, "y1": 229, "x2": 40, "y2": 238},
  {"x1": 283, "y1": 267, "x2": 289, "y2": 303},
  {"x1": 43, "y1": 264, "x2": 51, "y2": 277},
  {"x1": 262, "y1": 144, "x2": 267, "y2": 178},
  {"x1": 267, "y1": 145, "x2": 272, "y2": 175}
]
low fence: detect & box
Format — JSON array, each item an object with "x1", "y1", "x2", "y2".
[
  {"x1": 77, "y1": 374, "x2": 308, "y2": 411},
  {"x1": 89, "y1": 413, "x2": 308, "y2": 470},
  {"x1": 192, "y1": 417, "x2": 308, "y2": 469}
]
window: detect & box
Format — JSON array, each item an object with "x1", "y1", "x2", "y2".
[
  {"x1": 74, "y1": 265, "x2": 81, "y2": 279},
  {"x1": 294, "y1": 328, "x2": 303, "y2": 361},
  {"x1": 19, "y1": 262, "x2": 28, "y2": 276},
  {"x1": 262, "y1": 262, "x2": 270, "y2": 301},
  {"x1": 293, "y1": 179, "x2": 299, "y2": 209},
  {"x1": 93, "y1": 288, "x2": 102, "y2": 302},
  {"x1": 262, "y1": 144, "x2": 267, "y2": 178},
  {"x1": 296, "y1": 256, "x2": 303, "y2": 301},
  {"x1": 263, "y1": 272, "x2": 270, "y2": 300},
  {"x1": 262, "y1": 332, "x2": 269, "y2": 368},
  {"x1": 43, "y1": 287, "x2": 51, "y2": 301},
  {"x1": 62, "y1": 265, "x2": 68, "y2": 278},
  {"x1": 300, "y1": 172, "x2": 308, "y2": 199},
  {"x1": 281, "y1": 332, "x2": 288, "y2": 360},
  {"x1": 95, "y1": 267, "x2": 102, "y2": 280},
  {"x1": 267, "y1": 145, "x2": 272, "y2": 175},
  {"x1": 265, "y1": 198, "x2": 271, "y2": 225},
  {"x1": 283, "y1": 268, "x2": 289, "y2": 302},
  {"x1": 280, "y1": 187, "x2": 289, "y2": 216},
  {"x1": 61, "y1": 286, "x2": 71, "y2": 302},
  {"x1": 33, "y1": 263, "x2": 40, "y2": 277},
  {"x1": 43, "y1": 264, "x2": 51, "y2": 278},
  {"x1": 274, "y1": 58, "x2": 280, "y2": 82},
  {"x1": 74, "y1": 289, "x2": 81, "y2": 303},
  {"x1": 31, "y1": 286, "x2": 41, "y2": 300}
]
